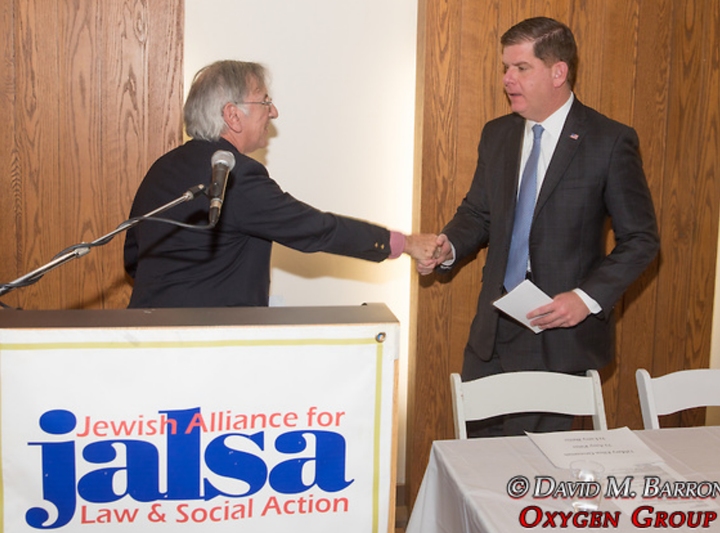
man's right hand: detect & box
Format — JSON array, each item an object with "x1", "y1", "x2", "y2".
[{"x1": 416, "y1": 233, "x2": 453, "y2": 275}]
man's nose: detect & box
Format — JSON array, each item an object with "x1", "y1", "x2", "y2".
[{"x1": 502, "y1": 69, "x2": 514, "y2": 86}]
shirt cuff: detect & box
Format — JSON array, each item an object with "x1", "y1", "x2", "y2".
[
  {"x1": 440, "y1": 240, "x2": 456, "y2": 268},
  {"x1": 389, "y1": 231, "x2": 405, "y2": 259},
  {"x1": 573, "y1": 288, "x2": 602, "y2": 315}
]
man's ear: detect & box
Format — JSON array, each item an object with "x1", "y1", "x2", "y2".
[
  {"x1": 222, "y1": 102, "x2": 243, "y2": 133},
  {"x1": 552, "y1": 61, "x2": 569, "y2": 88}
]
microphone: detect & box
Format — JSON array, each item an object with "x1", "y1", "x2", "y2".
[{"x1": 207, "y1": 150, "x2": 236, "y2": 226}]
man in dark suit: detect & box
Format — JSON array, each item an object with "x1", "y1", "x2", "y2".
[
  {"x1": 125, "y1": 60, "x2": 436, "y2": 308},
  {"x1": 419, "y1": 17, "x2": 660, "y2": 435}
]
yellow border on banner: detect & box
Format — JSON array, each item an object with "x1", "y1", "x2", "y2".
[
  {"x1": 0, "y1": 349, "x2": 3, "y2": 532},
  {"x1": 372, "y1": 343, "x2": 384, "y2": 533},
  {"x1": 0, "y1": 337, "x2": 387, "y2": 533},
  {"x1": 0, "y1": 338, "x2": 376, "y2": 350}
]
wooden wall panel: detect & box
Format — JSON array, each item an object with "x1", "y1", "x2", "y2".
[
  {"x1": 451, "y1": 0, "x2": 498, "y2": 367},
  {"x1": 58, "y1": 0, "x2": 103, "y2": 309},
  {"x1": 0, "y1": 2, "x2": 19, "y2": 310},
  {"x1": 408, "y1": 0, "x2": 462, "y2": 492},
  {"x1": 609, "y1": 0, "x2": 671, "y2": 430},
  {"x1": 408, "y1": 0, "x2": 720, "y2": 507},
  {"x1": 15, "y1": 0, "x2": 62, "y2": 310},
  {"x1": 147, "y1": 2, "x2": 185, "y2": 159},
  {"x1": 672, "y1": 0, "x2": 720, "y2": 426},
  {"x1": 651, "y1": 0, "x2": 719, "y2": 428},
  {"x1": 580, "y1": 1, "x2": 644, "y2": 430},
  {"x1": 0, "y1": 0, "x2": 183, "y2": 311}
]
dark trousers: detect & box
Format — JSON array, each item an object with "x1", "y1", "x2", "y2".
[{"x1": 466, "y1": 313, "x2": 575, "y2": 438}]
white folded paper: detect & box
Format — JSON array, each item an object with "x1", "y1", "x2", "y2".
[
  {"x1": 493, "y1": 279, "x2": 553, "y2": 334},
  {"x1": 527, "y1": 427, "x2": 664, "y2": 471}
]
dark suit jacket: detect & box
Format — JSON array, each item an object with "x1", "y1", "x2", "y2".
[
  {"x1": 124, "y1": 138, "x2": 392, "y2": 308},
  {"x1": 442, "y1": 98, "x2": 659, "y2": 378}
]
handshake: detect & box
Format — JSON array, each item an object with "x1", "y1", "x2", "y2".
[{"x1": 404, "y1": 233, "x2": 454, "y2": 275}]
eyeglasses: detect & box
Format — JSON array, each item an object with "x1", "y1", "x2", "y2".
[{"x1": 237, "y1": 99, "x2": 274, "y2": 108}]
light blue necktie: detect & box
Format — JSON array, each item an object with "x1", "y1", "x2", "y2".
[{"x1": 504, "y1": 124, "x2": 544, "y2": 291}]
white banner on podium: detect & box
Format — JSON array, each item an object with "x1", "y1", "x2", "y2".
[{"x1": 0, "y1": 317, "x2": 398, "y2": 532}]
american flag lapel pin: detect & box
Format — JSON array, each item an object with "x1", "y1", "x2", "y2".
[{"x1": 570, "y1": 133, "x2": 579, "y2": 140}]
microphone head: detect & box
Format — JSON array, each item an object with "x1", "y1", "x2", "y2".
[{"x1": 211, "y1": 150, "x2": 236, "y2": 171}]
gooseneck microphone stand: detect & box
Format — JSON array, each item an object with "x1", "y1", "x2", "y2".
[{"x1": 0, "y1": 183, "x2": 212, "y2": 307}]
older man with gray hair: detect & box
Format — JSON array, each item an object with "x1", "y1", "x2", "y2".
[{"x1": 124, "y1": 60, "x2": 435, "y2": 308}]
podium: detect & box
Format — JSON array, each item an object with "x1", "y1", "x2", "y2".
[{"x1": 0, "y1": 304, "x2": 399, "y2": 533}]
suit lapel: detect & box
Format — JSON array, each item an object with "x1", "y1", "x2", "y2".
[
  {"x1": 534, "y1": 100, "x2": 587, "y2": 217},
  {"x1": 502, "y1": 118, "x2": 525, "y2": 237}
]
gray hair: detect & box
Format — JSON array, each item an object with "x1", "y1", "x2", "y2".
[{"x1": 184, "y1": 60, "x2": 268, "y2": 140}]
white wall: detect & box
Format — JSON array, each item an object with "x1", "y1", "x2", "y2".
[{"x1": 185, "y1": 0, "x2": 418, "y2": 480}]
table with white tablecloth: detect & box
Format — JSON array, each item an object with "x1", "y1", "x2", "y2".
[{"x1": 407, "y1": 427, "x2": 720, "y2": 533}]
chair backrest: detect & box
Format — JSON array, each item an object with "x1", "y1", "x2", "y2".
[
  {"x1": 635, "y1": 368, "x2": 720, "y2": 429},
  {"x1": 450, "y1": 370, "x2": 608, "y2": 439}
]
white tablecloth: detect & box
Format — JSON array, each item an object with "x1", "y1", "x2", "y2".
[{"x1": 407, "y1": 427, "x2": 720, "y2": 533}]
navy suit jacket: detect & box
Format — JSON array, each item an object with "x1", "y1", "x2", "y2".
[
  {"x1": 442, "y1": 99, "x2": 659, "y2": 378},
  {"x1": 124, "y1": 138, "x2": 392, "y2": 308}
]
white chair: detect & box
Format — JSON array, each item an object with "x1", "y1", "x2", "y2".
[
  {"x1": 450, "y1": 370, "x2": 608, "y2": 439},
  {"x1": 635, "y1": 368, "x2": 720, "y2": 429}
]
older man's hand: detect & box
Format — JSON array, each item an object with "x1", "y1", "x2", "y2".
[
  {"x1": 411, "y1": 233, "x2": 454, "y2": 275},
  {"x1": 404, "y1": 233, "x2": 439, "y2": 263}
]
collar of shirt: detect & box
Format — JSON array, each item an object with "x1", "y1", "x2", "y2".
[{"x1": 518, "y1": 93, "x2": 575, "y2": 198}]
